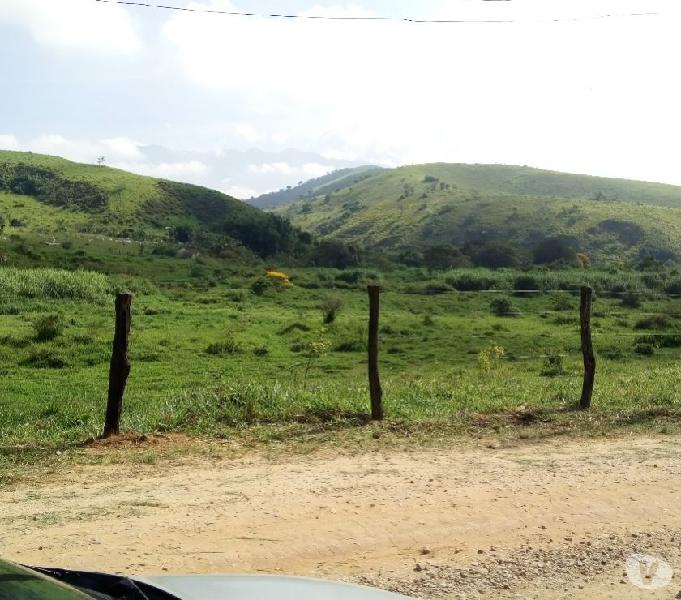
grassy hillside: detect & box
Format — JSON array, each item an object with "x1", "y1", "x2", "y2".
[
  {"x1": 0, "y1": 150, "x2": 311, "y2": 262},
  {"x1": 279, "y1": 163, "x2": 681, "y2": 267},
  {"x1": 251, "y1": 165, "x2": 383, "y2": 208}
]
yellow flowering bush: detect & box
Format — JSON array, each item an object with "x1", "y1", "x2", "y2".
[{"x1": 266, "y1": 271, "x2": 292, "y2": 287}]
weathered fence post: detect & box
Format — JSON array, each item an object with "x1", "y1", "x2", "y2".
[
  {"x1": 103, "y1": 293, "x2": 132, "y2": 437},
  {"x1": 367, "y1": 285, "x2": 384, "y2": 421},
  {"x1": 579, "y1": 286, "x2": 595, "y2": 410}
]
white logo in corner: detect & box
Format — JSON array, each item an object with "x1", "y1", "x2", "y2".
[{"x1": 626, "y1": 553, "x2": 673, "y2": 590}]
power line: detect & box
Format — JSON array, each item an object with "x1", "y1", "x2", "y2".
[{"x1": 93, "y1": 0, "x2": 660, "y2": 24}]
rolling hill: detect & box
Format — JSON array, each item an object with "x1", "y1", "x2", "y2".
[
  {"x1": 250, "y1": 165, "x2": 383, "y2": 208},
  {"x1": 0, "y1": 150, "x2": 311, "y2": 262},
  {"x1": 278, "y1": 163, "x2": 681, "y2": 267}
]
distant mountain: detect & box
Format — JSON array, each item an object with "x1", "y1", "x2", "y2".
[
  {"x1": 278, "y1": 163, "x2": 681, "y2": 267},
  {"x1": 250, "y1": 165, "x2": 383, "y2": 208}
]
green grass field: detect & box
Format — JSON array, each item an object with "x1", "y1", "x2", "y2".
[{"x1": 2, "y1": 265, "x2": 681, "y2": 459}]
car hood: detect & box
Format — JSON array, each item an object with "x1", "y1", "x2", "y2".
[{"x1": 139, "y1": 575, "x2": 412, "y2": 600}]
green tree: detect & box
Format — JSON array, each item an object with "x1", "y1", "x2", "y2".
[
  {"x1": 423, "y1": 244, "x2": 470, "y2": 270},
  {"x1": 473, "y1": 242, "x2": 519, "y2": 269}
]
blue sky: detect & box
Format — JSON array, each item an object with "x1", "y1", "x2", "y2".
[{"x1": 2, "y1": 0, "x2": 681, "y2": 197}]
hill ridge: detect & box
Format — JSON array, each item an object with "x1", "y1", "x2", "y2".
[
  {"x1": 0, "y1": 149, "x2": 311, "y2": 260},
  {"x1": 279, "y1": 162, "x2": 681, "y2": 268}
]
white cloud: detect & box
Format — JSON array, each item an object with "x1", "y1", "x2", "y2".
[
  {"x1": 233, "y1": 123, "x2": 265, "y2": 144},
  {"x1": 25, "y1": 134, "x2": 148, "y2": 165},
  {"x1": 3, "y1": 134, "x2": 209, "y2": 184},
  {"x1": 160, "y1": 0, "x2": 681, "y2": 185},
  {"x1": 135, "y1": 160, "x2": 210, "y2": 179},
  {"x1": 299, "y1": 3, "x2": 376, "y2": 19},
  {"x1": 248, "y1": 162, "x2": 334, "y2": 178},
  {"x1": 271, "y1": 132, "x2": 289, "y2": 145},
  {"x1": 221, "y1": 182, "x2": 260, "y2": 199},
  {"x1": 101, "y1": 137, "x2": 145, "y2": 161},
  {"x1": 301, "y1": 162, "x2": 335, "y2": 178},
  {"x1": 0, "y1": 0, "x2": 141, "y2": 55},
  {"x1": 1, "y1": 133, "x2": 351, "y2": 197},
  {"x1": 0, "y1": 134, "x2": 20, "y2": 151}
]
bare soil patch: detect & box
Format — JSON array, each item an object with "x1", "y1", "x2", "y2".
[{"x1": 2, "y1": 435, "x2": 680, "y2": 598}]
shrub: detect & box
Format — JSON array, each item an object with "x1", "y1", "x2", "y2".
[
  {"x1": 490, "y1": 297, "x2": 518, "y2": 317},
  {"x1": 478, "y1": 345, "x2": 505, "y2": 370},
  {"x1": 190, "y1": 265, "x2": 205, "y2": 278},
  {"x1": 334, "y1": 339, "x2": 365, "y2": 353},
  {"x1": 447, "y1": 274, "x2": 496, "y2": 291},
  {"x1": 602, "y1": 346, "x2": 625, "y2": 360},
  {"x1": 320, "y1": 296, "x2": 343, "y2": 324},
  {"x1": 541, "y1": 354, "x2": 565, "y2": 377},
  {"x1": 513, "y1": 275, "x2": 540, "y2": 296},
  {"x1": 22, "y1": 347, "x2": 67, "y2": 368},
  {"x1": 33, "y1": 314, "x2": 63, "y2": 341},
  {"x1": 665, "y1": 281, "x2": 681, "y2": 296},
  {"x1": 335, "y1": 270, "x2": 362, "y2": 284},
  {"x1": 227, "y1": 290, "x2": 247, "y2": 303},
  {"x1": 552, "y1": 295, "x2": 574, "y2": 311},
  {"x1": 473, "y1": 242, "x2": 519, "y2": 269},
  {"x1": 205, "y1": 335, "x2": 242, "y2": 355},
  {"x1": 533, "y1": 235, "x2": 579, "y2": 265},
  {"x1": 312, "y1": 240, "x2": 359, "y2": 269},
  {"x1": 620, "y1": 291, "x2": 642, "y2": 308},
  {"x1": 634, "y1": 315, "x2": 669, "y2": 330},
  {"x1": 634, "y1": 342, "x2": 655, "y2": 356},
  {"x1": 423, "y1": 245, "x2": 471, "y2": 270},
  {"x1": 250, "y1": 278, "x2": 269, "y2": 296},
  {"x1": 253, "y1": 346, "x2": 269, "y2": 357}
]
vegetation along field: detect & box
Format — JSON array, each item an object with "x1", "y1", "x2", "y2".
[{"x1": 3, "y1": 150, "x2": 681, "y2": 474}]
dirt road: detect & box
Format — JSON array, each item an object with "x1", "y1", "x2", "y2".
[{"x1": 2, "y1": 435, "x2": 681, "y2": 598}]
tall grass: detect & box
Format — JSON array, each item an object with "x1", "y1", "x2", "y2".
[{"x1": 0, "y1": 267, "x2": 109, "y2": 301}]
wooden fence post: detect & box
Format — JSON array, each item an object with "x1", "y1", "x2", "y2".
[
  {"x1": 579, "y1": 286, "x2": 595, "y2": 410},
  {"x1": 103, "y1": 293, "x2": 132, "y2": 437},
  {"x1": 367, "y1": 285, "x2": 384, "y2": 421}
]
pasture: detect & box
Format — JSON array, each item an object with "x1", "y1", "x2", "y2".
[{"x1": 2, "y1": 265, "x2": 681, "y2": 460}]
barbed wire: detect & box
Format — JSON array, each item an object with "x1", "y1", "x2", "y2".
[
  {"x1": 93, "y1": 0, "x2": 660, "y2": 24},
  {"x1": 431, "y1": 288, "x2": 681, "y2": 297}
]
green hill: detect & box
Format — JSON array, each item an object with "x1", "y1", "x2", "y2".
[
  {"x1": 0, "y1": 150, "x2": 311, "y2": 262},
  {"x1": 278, "y1": 163, "x2": 681, "y2": 268},
  {"x1": 250, "y1": 165, "x2": 383, "y2": 208}
]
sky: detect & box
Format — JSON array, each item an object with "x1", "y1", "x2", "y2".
[{"x1": 1, "y1": 0, "x2": 681, "y2": 198}]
